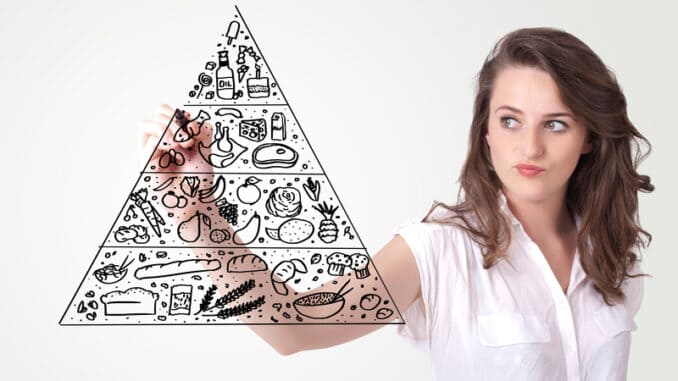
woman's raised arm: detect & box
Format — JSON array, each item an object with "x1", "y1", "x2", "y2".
[{"x1": 139, "y1": 104, "x2": 422, "y2": 355}]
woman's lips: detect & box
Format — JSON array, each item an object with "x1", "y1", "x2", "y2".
[{"x1": 516, "y1": 164, "x2": 545, "y2": 177}]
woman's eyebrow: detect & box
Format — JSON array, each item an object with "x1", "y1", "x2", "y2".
[{"x1": 494, "y1": 105, "x2": 574, "y2": 118}]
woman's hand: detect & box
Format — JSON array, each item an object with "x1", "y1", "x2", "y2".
[
  {"x1": 135, "y1": 104, "x2": 422, "y2": 356},
  {"x1": 137, "y1": 104, "x2": 215, "y2": 223},
  {"x1": 137, "y1": 104, "x2": 214, "y2": 172}
]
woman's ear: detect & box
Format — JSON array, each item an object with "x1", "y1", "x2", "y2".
[{"x1": 582, "y1": 134, "x2": 593, "y2": 154}]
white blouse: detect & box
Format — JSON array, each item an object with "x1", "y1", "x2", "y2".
[{"x1": 393, "y1": 192, "x2": 644, "y2": 381}]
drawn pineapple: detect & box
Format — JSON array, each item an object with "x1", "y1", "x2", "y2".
[{"x1": 312, "y1": 201, "x2": 339, "y2": 243}]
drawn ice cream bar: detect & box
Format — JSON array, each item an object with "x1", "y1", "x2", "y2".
[
  {"x1": 100, "y1": 287, "x2": 158, "y2": 315},
  {"x1": 247, "y1": 64, "x2": 270, "y2": 98},
  {"x1": 169, "y1": 284, "x2": 193, "y2": 315},
  {"x1": 226, "y1": 21, "x2": 240, "y2": 45},
  {"x1": 271, "y1": 112, "x2": 286, "y2": 141}
]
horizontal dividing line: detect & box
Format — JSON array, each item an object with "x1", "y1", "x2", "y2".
[
  {"x1": 182, "y1": 103, "x2": 288, "y2": 107},
  {"x1": 100, "y1": 246, "x2": 367, "y2": 250},
  {"x1": 59, "y1": 322, "x2": 405, "y2": 326},
  {"x1": 140, "y1": 171, "x2": 325, "y2": 176}
]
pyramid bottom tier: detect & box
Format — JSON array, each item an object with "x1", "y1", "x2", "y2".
[{"x1": 60, "y1": 247, "x2": 403, "y2": 325}]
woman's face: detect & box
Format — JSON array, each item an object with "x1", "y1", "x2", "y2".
[{"x1": 485, "y1": 65, "x2": 592, "y2": 203}]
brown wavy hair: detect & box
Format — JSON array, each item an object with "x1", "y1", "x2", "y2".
[{"x1": 424, "y1": 27, "x2": 653, "y2": 306}]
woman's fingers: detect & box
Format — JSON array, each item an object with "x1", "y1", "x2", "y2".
[
  {"x1": 138, "y1": 120, "x2": 166, "y2": 153},
  {"x1": 190, "y1": 120, "x2": 214, "y2": 147},
  {"x1": 145, "y1": 116, "x2": 194, "y2": 150},
  {"x1": 139, "y1": 105, "x2": 210, "y2": 165},
  {"x1": 157, "y1": 109, "x2": 198, "y2": 150},
  {"x1": 141, "y1": 135, "x2": 161, "y2": 164},
  {"x1": 155, "y1": 103, "x2": 176, "y2": 117}
]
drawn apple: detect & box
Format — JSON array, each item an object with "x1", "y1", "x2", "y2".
[{"x1": 237, "y1": 176, "x2": 262, "y2": 205}]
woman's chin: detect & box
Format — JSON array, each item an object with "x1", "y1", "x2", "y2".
[{"x1": 502, "y1": 182, "x2": 554, "y2": 203}]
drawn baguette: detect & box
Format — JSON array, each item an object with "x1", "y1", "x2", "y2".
[{"x1": 134, "y1": 259, "x2": 221, "y2": 279}]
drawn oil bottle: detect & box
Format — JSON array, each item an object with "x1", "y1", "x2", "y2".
[{"x1": 216, "y1": 50, "x2": 235, "y2": 99}]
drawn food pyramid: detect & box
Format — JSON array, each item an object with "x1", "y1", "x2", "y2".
[{"x1": 60, "y1": 7, "x2": 403, "y2": 326}]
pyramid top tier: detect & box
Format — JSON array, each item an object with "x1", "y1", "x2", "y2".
[{"x1": 184, "y1": 17, "x2": 286, "y2": 106}]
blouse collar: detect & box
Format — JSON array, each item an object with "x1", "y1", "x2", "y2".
[{"x1": 498, "y1": 189, "x2": 582, "y2": 232}]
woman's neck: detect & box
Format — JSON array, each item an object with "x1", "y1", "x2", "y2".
[{"x1": 502, "y1": 187, "x2": 576, "y2": 240}]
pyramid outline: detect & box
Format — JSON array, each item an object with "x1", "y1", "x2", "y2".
[{"x1": 60, "y1": 5, "x2": 404, "y2": 326}]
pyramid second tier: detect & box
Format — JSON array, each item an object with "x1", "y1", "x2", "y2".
[{"x1": 144, "y1": 105, "x2": 324, "y2": 174}]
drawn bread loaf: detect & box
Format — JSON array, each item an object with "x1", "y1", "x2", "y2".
[
  {"x1": 226, "y1": 254, "x2": 268, "y2": 273},
  {"x1": 134, "y1": 259, "x2": 221, "y2": 279},
  {"x1": 100, "y1": 287, "x2": 158, "y2": 315}
]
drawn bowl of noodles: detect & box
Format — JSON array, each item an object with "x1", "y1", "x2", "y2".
[
  {"x1": 93, "y1": 256, "x2": 133, "y2": 284},
  {"x1": 292, "y1": 280, "x2": 352, "y2": 319}
]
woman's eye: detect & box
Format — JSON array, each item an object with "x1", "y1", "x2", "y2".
[
  {"x1": 546, "y1": 120, "x2": 568, "y2": 132},
  {"x1": 500, "y1": 117, "x2": 518, "y2": 129}
]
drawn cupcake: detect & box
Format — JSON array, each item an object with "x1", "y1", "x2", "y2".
[
  {"x1": 326, "y1": 252, "x2": 352, "y2": 276},
  {"x1": 350, "y1": 253, "x2": 370, "y2": 279}
]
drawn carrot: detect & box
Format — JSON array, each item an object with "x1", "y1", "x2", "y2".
[{"x1": 129, "y1": 188, "x2": 166, "y2": 237}]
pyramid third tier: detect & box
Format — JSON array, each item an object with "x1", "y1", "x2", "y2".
[
  {"x1": 144, "y1": 105, "x2": 323, "y2": 174},
  {"x1": 104, "y1": 174, "x2": 362, "y2": 248}
]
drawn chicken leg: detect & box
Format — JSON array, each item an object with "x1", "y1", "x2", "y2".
[{"x1": 198, "y1": 121, "x2": 248, "y2": 168}]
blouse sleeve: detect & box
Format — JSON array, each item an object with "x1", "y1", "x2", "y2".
[
  {"x1": 623, "y1": 260, "x2": 645, "y2": 318},
  {"x1": 391, "y1": 220, "x2": 437, "y2": 352}
]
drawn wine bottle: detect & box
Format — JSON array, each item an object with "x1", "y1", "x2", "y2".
[{"x1": 216, "y1": 50, "x2": 235, "y2": 100}]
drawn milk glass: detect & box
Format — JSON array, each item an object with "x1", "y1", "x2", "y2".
[{"x1": 140, "y1": 27, "x2": 653, "y2": 380}]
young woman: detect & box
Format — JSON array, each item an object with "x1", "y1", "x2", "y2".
[{"x1": 140, "y1": 27, "x2": 653, "y2": 380}]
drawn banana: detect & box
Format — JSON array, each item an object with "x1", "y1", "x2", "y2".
[{"x1": 198, "y1": 175, "x2": 226, "y2": 203}]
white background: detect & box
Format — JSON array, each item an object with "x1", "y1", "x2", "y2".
[{"x1": 2, "y1": 0, "x2": 677, "y2": 379}]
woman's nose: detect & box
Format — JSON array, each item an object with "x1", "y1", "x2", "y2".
[{"x1": 520, "y1": 125, "x2": 545, "y2": 158}]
